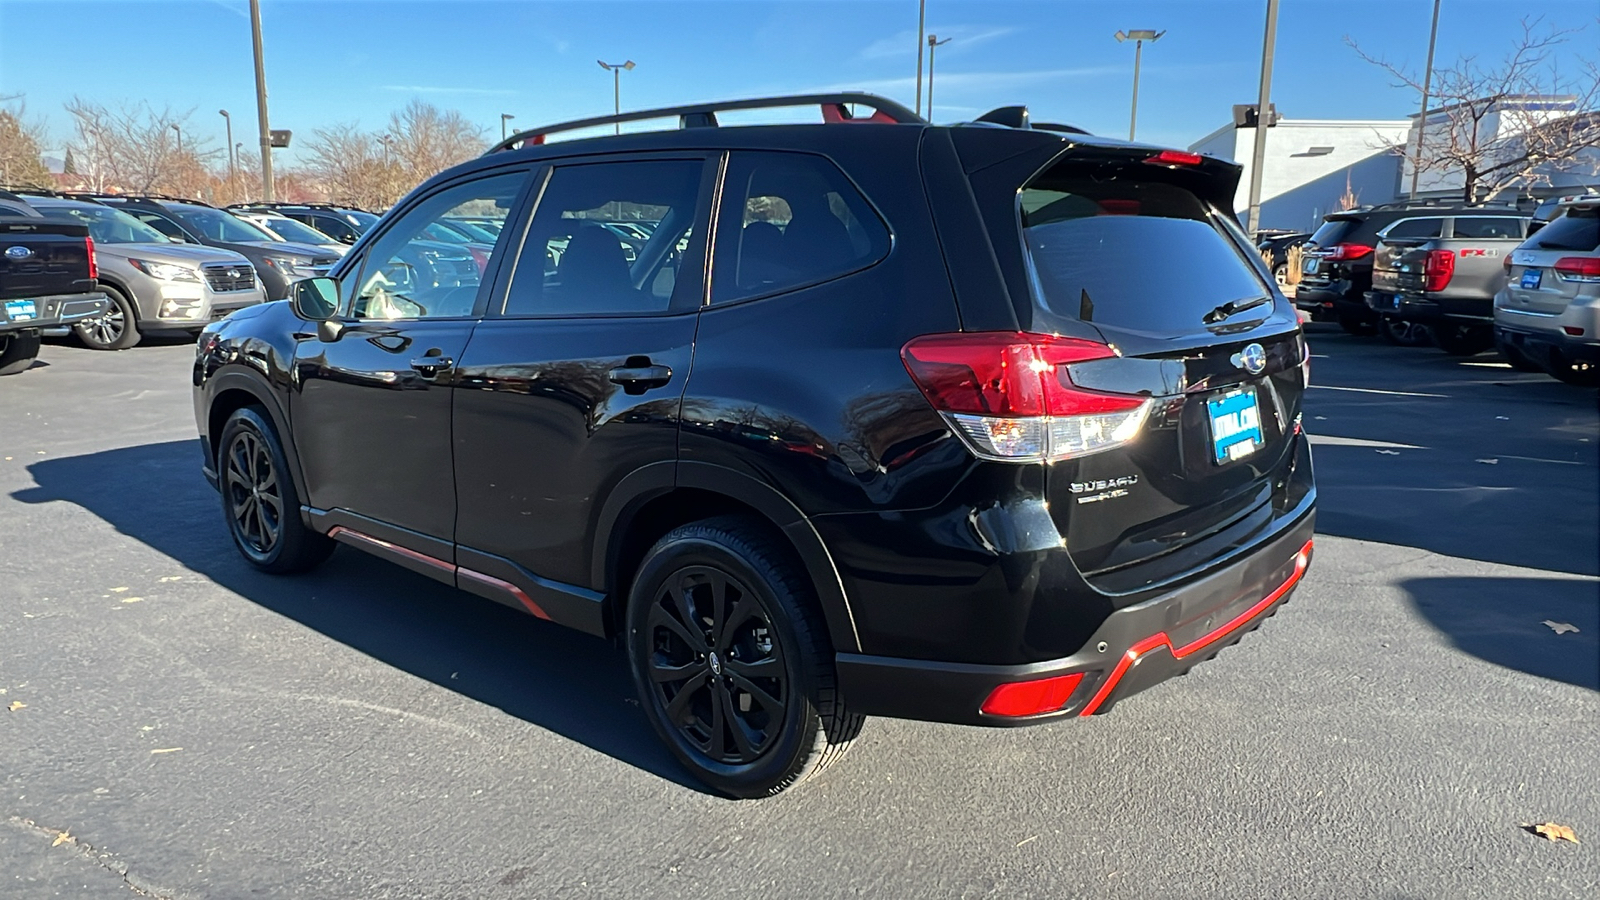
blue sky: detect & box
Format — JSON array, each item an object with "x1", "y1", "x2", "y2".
[{"x1": 1, "y1": 0, "x2": 1594, "y2": 164}]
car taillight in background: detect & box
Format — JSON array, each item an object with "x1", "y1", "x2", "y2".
[
  {"x1": 900, "y1": 332, "x2": 1151, "y2": 463},
  {"x1": 1325, "y1": 243, "x2": 1373, "y2": 261},
  {"x1": 86, "y1": 235, "x2": 97, "y2": 281},
  {"x1": 1424, "y1": 250, "x2": 1456, "y2": 292},
  {"x1": 1554, "y1": 257, "x2": 1600, "y2": 283},
  {"x1": 467, "y1": 246, "x2": 492, "y2": 274}
]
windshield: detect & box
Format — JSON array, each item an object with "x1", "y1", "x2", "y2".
[
  {"x1": 261, "y1": 216, "x2": 335, "y2": 244},
  {"x1": 1021, "y1": 176, "x2": 1268, "y2": 334},
  {"x1": 39, "y1": 203, "x2": 170, "y2": 244},
  {"x1": 347, "y1": 210, "x2": 379, "y2": 231},
  {"x1": 170, "y1": 207, "x2": 274, "y2": 242}
]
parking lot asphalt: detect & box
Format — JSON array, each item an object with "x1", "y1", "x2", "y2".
[{"x1": 2, "y1": 328, "x2": 1596, "y2": 899}]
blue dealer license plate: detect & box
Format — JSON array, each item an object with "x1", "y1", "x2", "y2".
[
  {"x1": 1207, "y1": 387, "x2": 1264, "y2": 464},
  {"x1": 1520, "y1": 269, "x2": 1542, "y2": 290},
  {"x1": 4, "y1": 299, "x2": 37, "y2": 322}
]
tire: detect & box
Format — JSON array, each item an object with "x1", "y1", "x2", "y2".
[
  {"x1": 73, "y1": 284, "x2": 141, "y2": 350},
  {"x1": 1338, "y1": 312, "x2": 1376, "y2": 335},
  {"x1": 1494, "y1": 334, "x2": 1542, "y2": 372},
  {"x1": 1433, "y1": 322, "x2": 1494, "y2": 357},
  {"x1": 1547, "y1": 353, "x2": 1600, "y2": 387},
  {"x1": 625, "y1": 515, "x2": 862, "y2": 798},
  {"x1": 216, "y1": 406, "x2": 335, "y2": 574},
  {"x1": 1272, "y1": 264, "x2": 1288, "y2": 288},
  {"x1": 1378, "y1": 316, "x2": 1432, "y2": 347},
  {"x1": 0, "y1": 330, "x2": 42, "y2": 376}
]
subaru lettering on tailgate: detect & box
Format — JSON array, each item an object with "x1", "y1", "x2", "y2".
[{"x1": 1208, "y1": 387, "x2": 1264, "y2": 464}]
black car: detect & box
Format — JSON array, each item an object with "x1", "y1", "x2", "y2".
[
  {"x1": 1295, "y1": 201, "x2": 1519, "y2": 333},
  {"x1": 93, "y1": 196, "x2": 339, "y2": 300},
  {"x1": 227, "y1": 202, "x2": 379, "y2": 246},
  {"x1": 193, "y1": 93, "x2": 1316, "y2": 798},
  {"x1": 1255, "y1": 230, "x2": 1310, "y2": 287}
]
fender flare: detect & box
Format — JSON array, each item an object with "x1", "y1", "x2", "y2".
[
  {"x1": 205, "y1": 368, "x2": 311, "y2": 506},
  {"x1": 592, "y1": 460, "x2": 861, "y2": 653}
]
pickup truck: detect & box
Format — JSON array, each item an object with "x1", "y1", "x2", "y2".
[
  {"x1": 0, "y1": 216, "x2": 110, "y2": 376},
  {"x1": 1362, "y1": 213, "x2": 1530, "y2": 355}
]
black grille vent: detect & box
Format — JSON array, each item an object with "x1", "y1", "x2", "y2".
[{"x1": 203, "y1": 263, "x2": 256, "y2": 293}]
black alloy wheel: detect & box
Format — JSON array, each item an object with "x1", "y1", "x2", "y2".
[
  {"x1": 73, "y1": 286, "x2": 141, "y2": 350},
  {"x1": 0, "y1": 331, "x2": 42, "y2": 376},
  {"x1": 626, "y1": 516, "x2": 861, "y2": 798},
  {"x1": 215, "y1": 407, "x2": 335, "y2": 574}
]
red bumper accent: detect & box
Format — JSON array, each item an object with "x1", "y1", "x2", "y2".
[{"x1": 1078, "y1": 539, "x2": 1313, "y2": 717}]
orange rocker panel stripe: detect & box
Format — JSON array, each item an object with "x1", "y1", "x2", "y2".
[
  {"x1": 1077, "y1": 539, "x2": 1313, "y2": 717},
  {"x1": 327, "y1": 526, "x2": 551, "y2": 620}
]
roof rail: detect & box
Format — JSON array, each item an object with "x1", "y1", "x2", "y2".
[
  {"x1": 0, "y1": 184, "x2": 70, "y2": 198},
  {"x1": 226, "y1": 201, "x2": 374, "y2": 213},
  {"x1": 488, "y1": 92, "x2": 924, "y2": 154}
]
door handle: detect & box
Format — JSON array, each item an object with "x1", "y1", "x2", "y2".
[
  {"x1": 608, "y1": 363, "x2": 673, "y2": 393},
  {"x1": 410, "y1": 356, "x2": 454, "y2": 376}
]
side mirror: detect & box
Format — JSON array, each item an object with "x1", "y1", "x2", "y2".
[
  {"x1": 168, "y1": 235, "x2": 187, "y2": 243},
  {"x1": 289, "y1": 277, "x2": 344, "y2": 341}
]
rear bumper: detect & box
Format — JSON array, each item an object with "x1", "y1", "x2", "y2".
[
  {"x1": 835, "y1": 504, "x2": 1316, "y2": 726},
  {"x1": 1365, "y1": 291, "x2": 1491, "y2": 323},
  {"x1": 1296, "y1": 283, "x2": 1371, "y2": 320},
  {"x1": 1495, "y1": 320, "x2": 1600, "y2": 363},
  {"x1": 0, "y1": 292, "x2": 109, "y2": 331}
]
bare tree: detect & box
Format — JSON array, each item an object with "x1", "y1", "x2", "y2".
[
  {"x1": 386, "y1": 99, "x2": 486, "y2": 187},
  {"x1": 1349, "y1": 19, "x2": 1600, "y2": 201},
  {"x1": 0, "y1": 99, "x2": 53, "y2": 188},
  {"x1": 300, "y1": 122, "x2": 401, "y2": 210},
  {"x1": 64, "y1": 98, "x2": 220, "y2": 196}
]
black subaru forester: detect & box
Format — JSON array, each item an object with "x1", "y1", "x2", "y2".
[{"x1": 193, "y1": 94, "x2": 1316, "y2": 798}]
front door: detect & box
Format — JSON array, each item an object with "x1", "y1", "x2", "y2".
[
  {"x1": 451, "y1": 155, "x2": 716, "y2": 625},
  {"x1": 290, "y1": 169, "x2": 533, "y2": 547}
]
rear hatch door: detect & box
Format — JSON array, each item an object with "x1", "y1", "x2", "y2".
[
  {"x1": 0, "y1": 217, "x2": 93, "y2": 300},
  {"x1": 1505, "y1": 204, "x2": 1600, "y2": 316},
  {"x1": 1010, "y1": 149, "x2": 1305, "y2": 582},
  {"x1": 1372, "y1": 238, "x2": 1431, "y2": 293}
]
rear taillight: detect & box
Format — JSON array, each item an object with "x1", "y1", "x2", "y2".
[
  {"x1": 1326, "y1": 243, "x2": 1373, "y2": 261},
  {"x1": 1503, "y1": 254, "x2": 1513, "y2": 272},
  {"x1": 1554, "y1": 256, "x2": 1600, "y2": 283},
  {"x1": 86, "y1": 235, "x2": 98, "y2": 282},
  {"x1": 1424, "y1": 249, "x2": 1456, "y2": 292},
  {"x1": 467, "y1": 246, "x2": 492, "y2": 274},
  {"x1": 900, "y1": 332, "x2": 1151, "y2": 463},
  {"x1": 981, "y1": 672, "x2": 1086, "y2": 717},
  {"x1": 1146, "y1": 149, "x2": 1204, "y2": 167}
]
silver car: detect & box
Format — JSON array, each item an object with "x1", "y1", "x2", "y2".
[
  {"x1": 25, "y1": 197, "x2": 268, "y2": 350},
  {"x1": 1495, "y1": 194, "x2": 1600, "y2": 385}
]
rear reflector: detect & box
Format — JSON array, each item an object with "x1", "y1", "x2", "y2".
[
  {"x1": 981, "y1": 672, "x2": 1086, "y2": 717},
  {"x1": 1554, "y1": 257, "x2": 1600, "y2": 282},
  {"x1": 1146, "y1": 150, "x2": 1204, "y2": 167},
  {"x1": 1424, "y1": 249, "x2": 1456, "y2": 292},
  {"x1": 901, "y1": 332, "x2": 1151, "y2": 463},
  {"x1": 1563, "y1": 326, "x2": 1585, "y2": 336}
]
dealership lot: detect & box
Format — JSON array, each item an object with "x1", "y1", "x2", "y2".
[{"x1": 2, "y1": 329, "x2": 1596, "y2": 899}]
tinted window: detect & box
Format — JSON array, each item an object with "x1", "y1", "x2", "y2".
[
  {"x1": 1383, "y1": 218, "x2": 1444, "y2": 239},
  {"x1": 349, "y1": 171, "x2": 526, "y2": 320},
  {"x1": 711, "y1": 151, "x2": 889, "y2": 305},
  {"x1": 132, "y1": 212, "x2": 190, "y2": 241},
  {"x1": 37, "y1": 203, "x2": 170, "y2": 244},
  {"x1": 1532, "y1": 208, "x2": 1600, "y2": 252},
  {"x1": 1308, "y1": 217, "x2": 1359, "y2": 247},
  {"x1": 310, "y1": 215, "x2": 358, "y2": 242},
  {"x1": 502, "y1": 159, "x2": 705, "y2": 316},
  {"x1": 1020, "y1": 177, "x2": 1267, "y2": 333},
  {"x1": 1452, "y1": 217, "x2": 1525, "y2": 239},
  {"x1": 170, "y1": 207, "x2": 274, "y2": 242}
]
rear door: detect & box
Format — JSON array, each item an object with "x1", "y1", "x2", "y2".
[{"x1": 1010, "y1": 156, "x2": 1306, "y2": 577}]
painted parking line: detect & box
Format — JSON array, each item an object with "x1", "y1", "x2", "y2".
[
  {"x1": 1308, "y1": 385, "x2": 1449, "y2": 398},
  {"x1": 1307, "y1": 435, "x2": 1426, "y2": 450}
]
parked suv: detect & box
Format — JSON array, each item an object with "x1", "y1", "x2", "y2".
[
  {"x1": 90, "y1": 196, "x2": 338, "y2": 301},
  {"x1": 1364, "y1": 212, "x2": 1529, "y2": 355},
  {"x1": 193, "y1": 94, "x2": 1316, "y2": 797},
  {"x1": 227, "y1": 202, "x2": 378, "y2": 246},
  {"x1": 1296, "y1": 202, "x2": 1517, "y2": 334},
  {"x1": 21, "y1": 195, "x2": 266, "y2": 349},
  {"x1": 230, "y1": 209, "x2": 350, "y2": 257},
  {"x1": 1495, "y1": 194, "x2": 1600, "y2": 385}
]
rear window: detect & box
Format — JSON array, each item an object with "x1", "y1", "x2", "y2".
[
  {"x1": 1530, "y1": 208, "x2": 1600, "y2": 252},
  {"x1": 1452, "y1": 217, "x2": 1525, "y2": 239},
  {"x1": 1020, "y1": 178, "x2": 1267, "y2": 333},
  {"x1": 1309, "y1": 217, "x2": 1359, "y2": 247},
  {"x1": 1383, "y1": 218, "x2": 1444, "y2": 239}
]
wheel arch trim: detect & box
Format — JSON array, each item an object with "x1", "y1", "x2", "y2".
[{"x1": 206, "y1": 370, "x2": 311, "y2": 510}]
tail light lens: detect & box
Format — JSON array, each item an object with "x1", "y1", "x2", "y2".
[
  {"x1": 1424, "y1": 249, "x2": 1456, "y2": 292},
  {"x1": 1503, "y1": 254, "x2": 1513, "y2": 272},
  {"x1": 1326, "y1": 243, "x2": 1373, "y2": 261},
  {"x1": 900, "y1": 332, "x2": 1151, "y2": 463},
  {"x1": 1554, "y1": 257, "x2": 1600, "y2": 283},
  {"x1": 467, "y1": 246, "x2": 492, "y2": 274},
  {"x1": 85, "y1": 236, "x2": 98, "y2": 282},
  {"x1": 981, "y1": 672, "x2": 1086, "y2": 717},
  {"x1": 1146, "y1": 150, "x2": 1204, "y2": 167}
]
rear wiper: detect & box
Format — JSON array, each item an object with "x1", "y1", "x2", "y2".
[{"x1": 1203, "y1": 295, "x2": 1271, "y2": 325}]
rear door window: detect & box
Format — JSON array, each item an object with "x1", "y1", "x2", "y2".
[
  {"x1": 1452, "y1": 217, "x2": 1525, "y2": 239},
  {"x1": 710, "y1": 151, "x2": 890, "y2": 305},
  {"x1": 1020, "y1": 178, "x2": 1268, "y2": 333},
  {"x1": 1531, "y1": 208, "x2": 1600, "y2": 252},
  {"x1": 1308, "y1": 218, "x2": 1358, "y2": 247},
  {"x1": 1383, "y1": 218, "x2": 1444, "y2": 239}
]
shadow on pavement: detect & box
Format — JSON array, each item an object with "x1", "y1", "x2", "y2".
[
  {"x1": 13, "y1": 439, "x2": 707, "y2": 794},
  {"x1": 1402, "y1": 576, "x2": 1599, "y2": 691}
]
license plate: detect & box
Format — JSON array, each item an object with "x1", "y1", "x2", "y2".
[
  {"x1": 4, "y1": 299, "x2": 37, "y2": 322},
  {"x1": 1521, "y1": 269, "x2": 1542, "y2": 290},
  {"x1": 1208, "y1": 387, "x2": 1264, "y2": 465}
]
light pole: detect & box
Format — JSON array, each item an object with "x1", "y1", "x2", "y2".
[
  {"x1": 500, "y1": 113, "x2": 515, "y2": 141},
  {"x1": 249, "y1": 0, "x2": 273, "y2": 200},
  {"x1": 926, "y1": 35, "x2": 952, "y2": 121},
  {"x1": 597, "y1": 59, "x2": 635, "y2": 134},
  {"x1": 1245, "y1": 0, "x2": 1279, "y2": 237},
  {"x1": 1409, "y1": 0, "x2": 1442, "y2": 199},
  {"x1": 172, "y1": 124, "x2": 183, "y2": 157},
  {"x1": 914, "y1": 0, "x2": 927, "y2": 119},
  {"x1": 219, "y1": 109, "x2": 235, "y2": 192},
  {"x1": 1114, "y1": 29, "x2": 1165, "y2": 141}
]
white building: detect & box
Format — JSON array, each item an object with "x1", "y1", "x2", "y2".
[
  {"x1": 1401, "y1": 95, "x2": 1598, "y2": 201},
  {"x1": 1189, "y1": 115, "x2": 1411, "y2": 233}
]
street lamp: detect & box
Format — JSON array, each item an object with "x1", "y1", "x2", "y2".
[
  {"x1": 926, "y1": 35, "x2": 952, "y2": 121},
  {"x1": 500, "y1": 113, "x2": 515, "y2": 141},
  {"x1": 249, "y1": 0, "x2": 274, "y2": 200},
  {"x1": 1114, "y1": 28, "x2": 1165, "y2": 141},
  {"x1": 914, "y1": 0, "x2": 927, "y2": 119},
  {"x1": 1245, "y1": 1, "x2": 1280, "y2": 236},
  {"x1": 597, "y1": 59, "x2": 635, "y2": 134},
  {"x1": 172, "y1": 123, "x2": 183, "y2": 157},
  {"x1": 219, "y1": 110, "x2": 235, "y2": 189}
]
